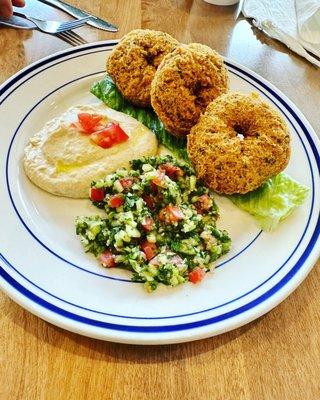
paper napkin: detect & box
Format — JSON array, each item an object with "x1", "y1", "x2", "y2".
[{"x1": 242, "y1": 0, "x2": 320, "y2": 67}]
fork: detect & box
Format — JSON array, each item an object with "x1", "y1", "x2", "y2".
[
  {"x1": 56, "y1": 30, "x2": 88, "y2": 46},
  {"x1": 13, "y1": 11, "x2": 90, "y2": 34}
]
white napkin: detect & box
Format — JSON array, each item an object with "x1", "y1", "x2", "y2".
[
  {"x1": 296, "y1": 0, "x2": 320, "y2": 43},
  {"x1": 242, "y1": 0, "x2": 320, "y2": 67}
]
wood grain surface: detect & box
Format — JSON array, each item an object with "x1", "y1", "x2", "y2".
[{"x1": 1, "y1": 1, "x2": 319, "y2": 399}]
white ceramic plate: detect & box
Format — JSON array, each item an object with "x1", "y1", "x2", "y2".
[{"x1": 0, "y1": 41, "x2": 319, "y2": 345}]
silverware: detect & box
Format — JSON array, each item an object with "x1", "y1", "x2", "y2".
[
  {"x1": 1, "y1": 13, "x2": 88, "y2": 47},
  {"x1": 38, "y1": 0, "x2": 118, "y2": 32},
  {"x1": 56, "y1": 30, "x2": 88, "y2": 46},
  {"x1": 13, "y1": 11, "x2": 90, "y2": 34},
  {"x1": 0, "y1": 15, "x2": 34, "y2": 29}
]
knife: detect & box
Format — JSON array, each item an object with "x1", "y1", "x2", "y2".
[{"x1": 38, "y1": 0, "x2": 118, "y2": 32}]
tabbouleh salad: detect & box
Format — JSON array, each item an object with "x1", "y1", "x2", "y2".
[{"x1": 76, "y1": 155, "x2": 231, "y2": 291}]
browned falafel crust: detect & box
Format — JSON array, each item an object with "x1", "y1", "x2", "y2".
[
  {"x1": 150, "y1": 43, "x2": 229, "y2": 137},
  {"x1": 106, "y1": 29, "x2": 180, "y2": 108},
  {"x1": 187, "y1": 92, "x2": 291, "y2": 194}
]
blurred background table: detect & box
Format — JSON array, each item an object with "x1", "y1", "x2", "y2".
[{"x1": 1, "y1": 1, "x2": 319, "y2": 399}]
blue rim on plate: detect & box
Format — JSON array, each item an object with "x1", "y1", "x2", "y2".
[{"x1": 0, "y1": 41, "x2": 319, "y2": 342}]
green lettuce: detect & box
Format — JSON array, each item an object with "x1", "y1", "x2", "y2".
[
  {"x1": 91, "y1": 76, "x2": 309, "y2": 231},
  {"x1": 91, "y1": 75, "x2": 189, "y2": 161},
  {"x1": 229, "y1": 173, "x2": 309, "y2": 231}
]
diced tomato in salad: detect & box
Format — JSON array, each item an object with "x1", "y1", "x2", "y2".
[
  {"x1": 119, "y1": 178, "x2": 134, "y2": 189},
  {"x1": 89, "y1": 187, "x2": 105, "y2": 202},
  {"x1": 76, "y1": 155, "x2": 232, "y2": 292},
  {"x1": 159, "y1": 205, "x2": 184, "y2": 223},
  {"x1": 159, "y1": 163, "x2": 184, "y2": 180},
  {"x1": 99, "y1": 251, "x2": 116, "y2": 268},
  {"x1": 109, "y1": 194, "x2": 124, "y2": 208},
  {"x1": 142, "y1": 195, "x2": 156, "y2": 210},
  {"x1": 141, "y1": 217, "x2": 154, "y2": 232},
  {"x1": 77, "y1": 113, "x2": 103, "y2": 134},
  {"x1": 195, "y1": 194, "x2": 212, "y2": 213},
  {"x1": 151, "y1": 171, "x2": 166, "y2": 188},
  {"x1": 141, "y1": 241, "x2": 157, "y2": 260},
  {"x1": 169, "y1": 206, "x2": 184, "y2": 221},
  {"x1": 91, "y1": 122, "x2": 129, "y2": 149},
  {"x1": 188, "y1": 267, "x2": 206, "y2": 283}
]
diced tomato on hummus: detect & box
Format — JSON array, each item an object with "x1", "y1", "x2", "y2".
[
  {"x1": 77, "y1": 113, "x2": 103, "y2": 134},
  {"x1": 73, "y1": 113, "x2": 129, "y2": 149},
  {"x1": 90, "y1": 122, "x2": 129, "y2": 149}
]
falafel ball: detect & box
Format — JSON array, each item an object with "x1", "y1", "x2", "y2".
[
  {"x1": 151, "y1": 43, "x2": 229, "y2": 137},
  {"x1": 187, "y1": 92, "x2": 291, "y2": 194},
  {"x1": 107, "y1": 29, "x2": 180, "y2": 107}
]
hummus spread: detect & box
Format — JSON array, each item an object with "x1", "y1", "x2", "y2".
[{"x1": 24, "y1": 103, "x2": 158, "y2": 198}]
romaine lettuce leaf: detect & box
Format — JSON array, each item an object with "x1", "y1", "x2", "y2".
[
  {"x1": 229, "y1": 173, "x2": 309, "y2": 231},
  {"x1": 91, "y1": 75, "x2": 189, "y2": 161}
]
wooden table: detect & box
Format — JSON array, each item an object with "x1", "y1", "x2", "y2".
[{"x1": 1, "y1": 1, "x2": 319, "y2": 399}]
